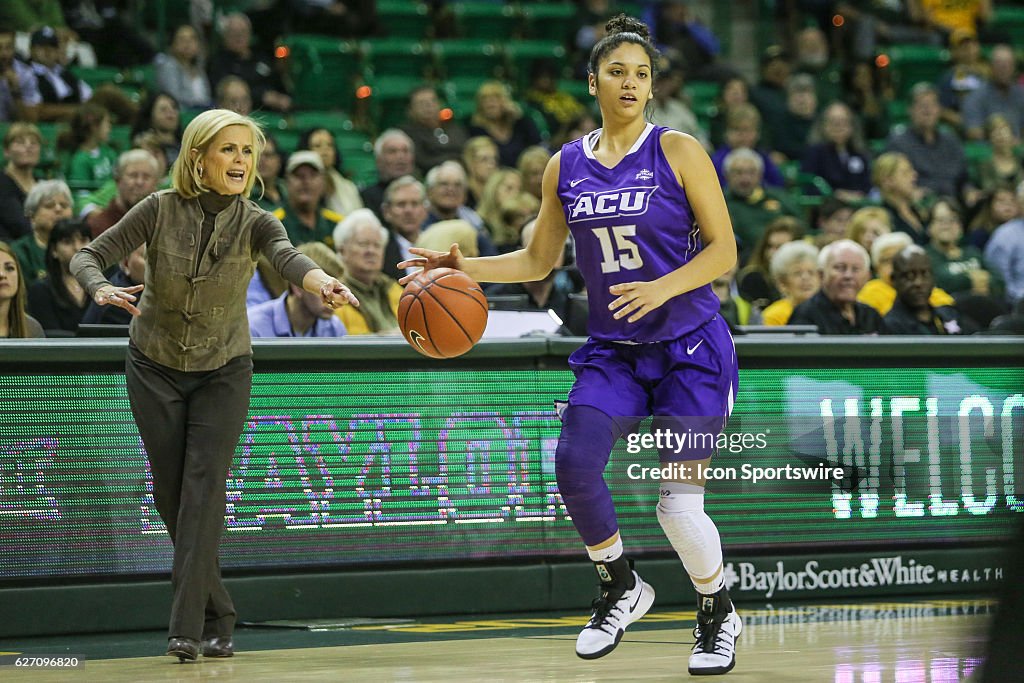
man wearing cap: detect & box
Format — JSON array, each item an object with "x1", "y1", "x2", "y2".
[
  {"x1": 0, "y1": 29, "x2": 41, "y2": 123},
  {"x1": 962, "y1": 44, "x2": 1024, "y2": 141},
  {"x1": 29, "y1": 26, "x2": 91, "y2": 122},
  {"x1": 272, "y1": 150, "x2": 343, "y2": 249},
  {"x1": 937, "y1": 29, "x2": 989, "y2": 130}
]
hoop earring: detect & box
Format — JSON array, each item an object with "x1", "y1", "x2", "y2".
[{"x1": 197, "y1": 165, "x2": 204, "y2": 178}]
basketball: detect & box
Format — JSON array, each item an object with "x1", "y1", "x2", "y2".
[{"x1": 398, "y1": 268, "x2": 488, "y2": 359}]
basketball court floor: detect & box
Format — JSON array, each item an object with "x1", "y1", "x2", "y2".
[{"x1": 0, "y1": 598, "x2": 991, "y2": 682}]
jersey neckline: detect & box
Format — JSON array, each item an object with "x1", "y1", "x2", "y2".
[{"x1": 582, "y1": 122, "x2": 655, "y2": 170}]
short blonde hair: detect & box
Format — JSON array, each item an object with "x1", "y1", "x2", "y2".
[
  {"x1": 172, "y1": 108, "x2": 265, "y2": 199},
  {"x1": 415, "y1": 220, "x2": 480, "y2": 257},
  {"x1": 846, "y1": 206, "x2": 891, "y2": 246},
  {"x1": 871, "y1": 152, "x2": 909, "y2": 189}
]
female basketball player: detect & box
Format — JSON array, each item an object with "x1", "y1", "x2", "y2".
[{"x1": 400, "y1": 16, "x2": 740, "y2": 675}]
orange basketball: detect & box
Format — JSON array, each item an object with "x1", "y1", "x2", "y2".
[{"x1": 398, "y1": 268, "x2": 488, "y2": 359}]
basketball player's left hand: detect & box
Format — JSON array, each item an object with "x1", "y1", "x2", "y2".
[
  {"x1": 321, "y1": 278, "x2": 359, "y2": 308},
  {"x1": 608, "y1": 281, "x2": 669, "y2": 323}
]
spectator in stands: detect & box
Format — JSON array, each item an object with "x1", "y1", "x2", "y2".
[
  {"x1": 214, "y1": 76, "x2": 252, "y2": 116},
  {"x1": 813, "y1": 196, "x2": 854, "y2": 249},
  {"x1": 768, "y1": 73, "x2": 818, "y2": 162},
  {"x1": 360, "y1": 128, "x2": 415, "y2": 218},
  {"x1": 857, "y1": 230, "x2": 954, "y2": 315},
  {"x1": 926, "y1": 196, "x2": 1002, "y2": 301},
  {"x1": 517, "y1": 145, "x2": 551, "y2": 202},
  {"x1": 873, "y1": 151, "x2": 929, "y2": 245},
  {"x1": 81, "y1": 243, "x2": 144, "y2": 326},
  {"x1": 333, "y1": 209, "x2": 400, "y2": 335},
  {"x1": 712, "y1": 263, "x2": 757, "y2": 327},
  {"x1": 654, "y1": 0, "x2": 735, "y2": 82},
  {"x1": 722, "y1": 148, "x2": 802, "y2": 261},
  {"x1": 524, "y1": 59, "x2": 586, "y2": 138},
  {"x1": 273, "y1": 151, "x2": 342, "y2": 248},
  {"x1": 415, "y1": 219, "x2": 481, "y2": 260},
  {"x1": 841, "y1": 59, "x2": 894, "y2": 141},
  {"x1": 886, "y1": 83, "x2": 967, "y2": 199},
  {"x1": 462, "y1": 136, "x2": 499, "y2": 209},
  {"x1": 913, "y1": 0, "x2": 992, "y2": 41},
  {"x1": 846, "y1": 206, "x2": 892, "y2": 260},
  {"x1": 28, "y1": 26, "x2": 91, "y2": 122},
  {"x1": 649, "y1": 57, "x2": 710, "y2": 149},
  {"x1": 834, "y1": 0, "x2": 940, "y2": 62},
  {"x1": 298, "y1": 127, "x2": 363, "y2": 216},
  {"x1": 11, "y1": 180, "x2": 73, "y2": 283},
  {"x1": 26, "y1": 217, "x2": 91, "y2": 335},
  {"x1": 467, "y1": 81, "x2": 543, "y2": 168},
  {"x1": 289, "y1": 0, "x2": 379, "y2": 38},
  {"x1": 552, "y1": 110, "x2": 599, "y2": 150},
  {"x1": 495, "y1": 192, "x2": 540, "y2": 252},
  {"x1": 793, "y1": 26, "x2": 841, "y2": 103},
  {"x1": 789, "y1": 239, "x2": 885, "y2": 334},
  {"x1": 974, "y1": 115, "x2": 1023, "y2": 193},
  {"x1": 962, "y1": 45, "x2": 1024, "y2": 141},
  {"x1": 423, "y1": 160, "x2": 496, "y2": 256},
  {"x1": 984, "y1": 182, "x2": 1024, "y2": 305},
  {"x1": 0, "y1": 29, "x2": 42, "y2": 123},
  {"x1": 712, "y1": 104, "x2": 785, "y2": 189},
  {"x1": 249, "y1": 241, "x2": 347, "y2": 338},
  {"x1": 63, "y1": 0, "x2": 155, "y2": 68},
  {"x1": 709, "y1": 75, "x2": 748, "y2": 149},
  {"x1": 801, "y1": 102, "x2": 872, "y2": 200},
  {"x1": 475, "y1": 168, "x2": 522, "y2": 249},
  {"x1": 253, "y1": 134, "x2": 285, "y2": 212},
  {"x1": 62, "y1": 102, "x2": 118, "y2": 189},
  {"x1": 762, "y1": 240, "x2": 821, "y2": 326},
  {"x1": 208, "y1": 12, "x2": 292, "y2": 114},
  {"x1": 885, "y1": 245, "x2": 977, "y2": 334},
  {"x1": 937, "y1": 29, "x2": 989, "y2": 131},
  {"x1": 0, "y1": 123, "x2": 41, "y2": 241},
  {"x1": 737, "y1": 216, "x2": 800, "y2": 310},
  {"x1": 485, "y1": 218, "x2": 576, "y2": 322},
  {"x1": 246, "y1": 254, "x2": 288, "y2": 308},
  {"x1": 401, "y1": 85, "x2": 467, "y2": 176},
  {"x1": 86, "y1": 149, "x2": 161, "y2": 238},
  {"x1": 154, "y1": 24, "x2": 212, "y2": 110},
  {"x1": 968, "y1": 185, "x2": 1018, "y2": 250},
  {"x1": 380, "y1": 175, "x2": 428, "y2": 281},
  {"x1": 131, "y1": 92, "x2": 183, "y2": 167},
  {"x1": 0, "y1": 241, "x2": 44, "y2": 337},
  {"x1": 749, "y1": 45, "x2": 793, "y2": 139}
]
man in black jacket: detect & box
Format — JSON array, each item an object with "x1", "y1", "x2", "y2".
[{"x1": 885, "y1": 245, "x2": 976, "y2": 334}]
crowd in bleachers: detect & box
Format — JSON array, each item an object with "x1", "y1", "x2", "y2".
[{"x1": 1, "y1": 0, "x2": 1023, "y2": 340}]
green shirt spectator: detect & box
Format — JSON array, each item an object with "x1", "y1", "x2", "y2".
[{"x1": 722, "y1": 147, "x2": 803, "y2": 261}]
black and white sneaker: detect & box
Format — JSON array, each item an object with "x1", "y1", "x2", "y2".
[
  {"x1": 575, "y1": 570, "x2": 655, "y2": 659},
  {"x1": 688, "y1": 590, "x2": 742, "y2": 675}
]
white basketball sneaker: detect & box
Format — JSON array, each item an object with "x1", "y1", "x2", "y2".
[
  {"x1": 688, "y1": 590, "x2": 742, "y2": 675},
  {"x1": 575, "y1": 570, "x2": 656, "y2": 659}
]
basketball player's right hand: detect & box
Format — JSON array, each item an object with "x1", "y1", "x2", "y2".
[{"x1": 397, "y1": 244, "x2": 465, "y2": 285}]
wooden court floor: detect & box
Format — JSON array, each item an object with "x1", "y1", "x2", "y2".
[{"x1": 0, "y1": 599, "x2": 992, "y2": 682}]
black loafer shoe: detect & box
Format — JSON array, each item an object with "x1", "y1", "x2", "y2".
[
  {"x1": 202, "y1": 636, "x2": 234, "y2": 658},
  {"x1": 166, "y1": 637, "x2": 199, "y2": 662}
]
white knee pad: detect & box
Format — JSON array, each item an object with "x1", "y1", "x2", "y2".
[{"x1": 656, "y1": 481, "x2": 724, "y2": 592}]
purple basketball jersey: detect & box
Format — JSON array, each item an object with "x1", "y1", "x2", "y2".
[{"x1": 558, "y1": 124, "x2": 720, "y2": 341}]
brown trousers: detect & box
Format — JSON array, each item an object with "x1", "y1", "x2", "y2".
[{"x1": 126, "y1": 343, "x2": 252, "y2": 641}]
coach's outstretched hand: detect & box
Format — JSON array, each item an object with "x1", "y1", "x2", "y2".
[
  {"x1": 95, "y1": 284, "x2": 145, "y2": 317},
  {"x1": 397, "y1": 243, "x2": 466, "y2": 285}
]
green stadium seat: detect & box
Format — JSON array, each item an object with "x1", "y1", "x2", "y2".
[
  {"x1": 557, "y1": 79, "x2": 591, "y2": 102},
  {"x1": 450, "y1": 2, "x2": 521, "y2": 40},
  {"x1": 378, "y1": 0, "x2": 432, "y2": 39},
  {"x1": 964, "y1": 141, "x2": 993, "y2": 165},
  {"x1": 433, "y1": 40, "x2": 504, "y2": 80},
  {"x1": 252, "y1": 111, "x2": 290, "y2": 134},
  {"x1": 505, "y1": 40, "x2": 568, "y2": 90},
  {"x1": 289, "y1": 111, "x2": 353, "y2": 134},
  {"x1": 343, "y1": 151, "x2": 378, "y2": 186},
  {"x1": 519, "y1": 3, "x2": 575, "y2": 43},
  {"x1": 365, "y1": 75, "x2": 425, "y2": 131},
  {"x1": 274, "y1": 130, "x2": 301, "y2": 154},
  {"x1": 285, "y1": 35, "x2": 361, "y2": 109},
  {"x1": 884, "y1": 44, "x2": 949, "y2": 97},
  {"x1": 109, "y1": 124, "x2": 133, "y2": 152},
  {"x1": 685, "y1": 80, "x2": 720, "y2": 113},
  {"x1": 993, "y1": 6, "x2": 1024, "y2": 46},
  {"x1": 69, "y1": 65, "x2": 123, "y2": 89},
  {"x1": 361, "y1": 38, "x2": 432, "y2": 80}
]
